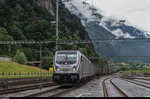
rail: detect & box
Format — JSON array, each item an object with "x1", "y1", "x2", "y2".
[
  {"x1": 120, "y1": 78, "x2": 150, "y2": 89},
  {"x1": 0, "y1": 82, "x2": 56, "y2": 95},
  {"x1": 110, "y1": 77, "x2": 129, "y2": 97},
  {"x1": 102, "y1": 76, "x2": 129, "y2": 97},
  {"x1": 102, "y1": 77, "x2": 111, "y2": 97}
]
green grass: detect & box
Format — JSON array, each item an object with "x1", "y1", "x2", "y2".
[{"x1": 0, "y1": 60, "x2": 52, "y2": 79}]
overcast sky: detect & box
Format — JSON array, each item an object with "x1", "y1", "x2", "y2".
[{"x1": 85, "y1": 0, "x2": 150, "y2": 32}]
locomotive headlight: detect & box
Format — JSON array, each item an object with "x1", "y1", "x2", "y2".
[
  {"x1": 72, "y1": 66, "x2": 77, "y2": 71},
  {"x1": 56, "y1": 67, "x2": 60, "y2": 72},
  {"x1": 57, "y1": 68, "x2": 60, "y2": 71}
]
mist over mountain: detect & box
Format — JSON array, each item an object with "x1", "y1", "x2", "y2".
[{"x1": 63, "y1": 0, "x2": 150, "y2": 62}]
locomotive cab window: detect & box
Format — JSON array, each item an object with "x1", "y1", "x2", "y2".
[{"x1": 56, "y1": 52, "x2": 77, "y2": 65}]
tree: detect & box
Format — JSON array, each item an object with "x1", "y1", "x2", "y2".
[
  {"x1": 42, "y1": 50, "x2": 54, "y2": 70},
  {"x1": 122, "y1": 66, "x2": 130, "y2": 71},
  {"x1": 10, "y1": 25, "x2": 26, "y2": 40},
  {"x1": 0, "y1": 0, "x2": 101, "y2": 66},
  {"x1": 13, "y1": 50, "x2": 27, "y2": 64},
  {"x1": 0, "y1": 27, "x2": 14, "y2": 56},
  {"x1": 0, "y1": 27, "x2": 13, "y2": 41}
]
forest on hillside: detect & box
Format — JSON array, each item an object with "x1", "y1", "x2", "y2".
[{"x1": 0, "y1": 0, "x2": 106, "y2": 70}]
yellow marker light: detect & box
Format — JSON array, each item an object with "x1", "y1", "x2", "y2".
[{"x1": 49, "y1": 68, "x2": 53, "y2": 72}]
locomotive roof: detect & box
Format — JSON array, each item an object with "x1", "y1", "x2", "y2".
[
  {"x1": 56, "y1": 50, "x2": 79, "y2": 52},
  {"x1": 56, "y1": 50, "x2": 92, "y2": 63}
]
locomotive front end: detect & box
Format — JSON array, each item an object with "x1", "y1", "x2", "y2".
[{"x1": 52, "y1": 51, "x2": 80, "y2": 86}]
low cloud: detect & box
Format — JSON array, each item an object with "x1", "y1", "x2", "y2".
[
  {"x1": 99, "y1": 17, "x2": 135, "y2": 38},
  {"x1": 112, "y1": 29, "x2": 135, "y2": 38},
  {"x1": 85, "y1": 0, "x2": 150, "y2": 32}
]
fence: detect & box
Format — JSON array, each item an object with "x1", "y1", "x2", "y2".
[
  {"x1": 0, "y1": 57, "x2": 11, "y2": 62},
  {"x1": 144, "y1": 72, "x2": 150, "y2": 77},
  {"x1": 0, "y1": 72, "x2": 53, "y2": 78}
]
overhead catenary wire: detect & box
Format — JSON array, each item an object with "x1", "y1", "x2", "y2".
[
  {"x1": 1, "y1": 38, "x2": 150, "y2": 45},
  {"x1": 90, "y1": 56, "x2": 150, "y2": 58}
]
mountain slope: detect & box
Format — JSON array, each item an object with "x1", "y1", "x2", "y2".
[
  {"x1": 63, "y1": 0, "x2": 150, "y2": 62},
  {"x1": 0, "y1": 0, "x2": 102, "y2": 69}
]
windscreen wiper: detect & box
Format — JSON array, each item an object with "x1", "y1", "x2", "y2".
[{"x1": 60, "y1": 56, "x2": 67, "y2": 64}]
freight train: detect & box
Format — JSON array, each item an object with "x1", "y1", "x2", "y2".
[{"x1": 52, "y1": 50, "x2": 119, "y2": 86}]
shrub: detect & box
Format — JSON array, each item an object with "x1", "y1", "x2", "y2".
[
  {"x1": 13, "y1": 50, "x2": 27, "y2": 64},
  {"x1": 26, "y1": 62, "x2": 34, "y2": 66}
]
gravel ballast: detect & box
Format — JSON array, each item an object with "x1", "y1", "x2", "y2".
[
  {"x1": 62, "y1": 77, "x2": 107, "y2": 97},
  {"x1": 113, "y1": 78, "x2": 150, "y2": 97}
]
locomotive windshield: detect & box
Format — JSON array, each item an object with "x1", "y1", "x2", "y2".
[{"x1": 56, "y1": 52, "x2": 77, "y2": 65}]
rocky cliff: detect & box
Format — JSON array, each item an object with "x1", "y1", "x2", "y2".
[{"x1": 36, "y1": 0, "x2": 55, "y2": 15}]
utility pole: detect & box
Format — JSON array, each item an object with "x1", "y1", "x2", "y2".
[
  {"x1": 40, "y1": 46, "x2": 42, "y2": 77},
  {"x1": 8, "y1": 45, "x2": 10, "y2": 52},
  {"x1": 91, "y1": 0, "x2": 94, "y2": 11},
  {"x1": 98, "y1": 43, "x2": 100, "y2": 56},
  {"x1": 91, "y1": 0, "x2": 95, "y2": 21},
  {"x1": 56, "y1": 0, "x2": 59, "y2": 51},
  {"x1": 96, "y1": 42, "x2": 99, "y2": 55}
]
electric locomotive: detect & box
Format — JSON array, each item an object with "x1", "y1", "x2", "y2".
[{"x1": 52, "y1": 50, "x2": 98, "y2": 86}]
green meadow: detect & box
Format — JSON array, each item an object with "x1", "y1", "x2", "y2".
[{"x1": 0, "y1": 60, "x2": 52, "y2": 79}]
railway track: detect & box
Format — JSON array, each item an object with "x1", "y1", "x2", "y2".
[
  {"x1": 121, "y1": 77, "x2": 150, "y2": 85},
  {"x1": 110, "y1": 78, "x2": 128, "y2": 97},
  {"x1": 25, "y1": 86, "x2": 80, "y2": 97},
  {"x1": 135, "y1": 78, "x2": 150, "y2": 81},
  {"x1": 24, "y1": 76, "x2": 101, "y2": 97},
  {"x1": 23, "y1": 85, "x2": 62, "y2": 97},
  {"x1": 102, "y1": 77, "x2": 110, "y2": 97},
  {"x1": 102, "y1": 76, "x2": 129, "y2": 97},
  {"x1": 0, "y1": 82, "x2": 56, "y2": 95},
  {"x1": 24, "y1": 81, "x2": 89, "y2": 97},
  {"x1": 121, "y1": 76, "x2": 150, "y2": 81},
  {"x1": 0, "y1": 77, "x2": 52, "y2": 88},
  {"x1": 120, "y1": 78, "x2": 150, "y2": 89},
  {"x1": 50, "y1": 83, "x2": 89, "y2": 97}
]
